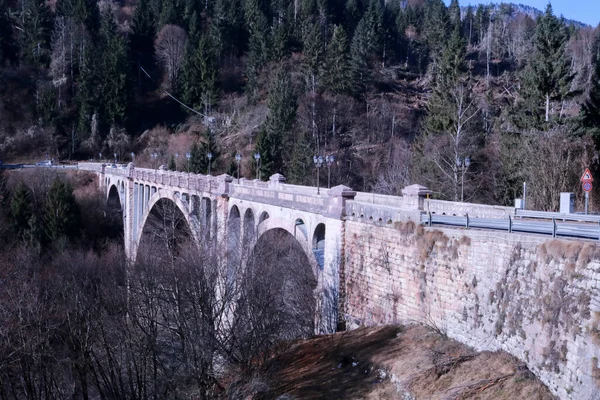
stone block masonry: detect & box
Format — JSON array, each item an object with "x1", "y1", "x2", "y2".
[{"x1": 343, "y1": 220, "x2": 600, "y2": 400}]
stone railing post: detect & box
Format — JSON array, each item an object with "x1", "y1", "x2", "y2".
[
  {"x1": 401, "y1": 184, "x2": 432, "y2": 211},
  {"x1": 269, "y1": 173, "x2": 286, "y2": 188},
  {"x1": 215, "y1": 174, "x2": 233, "y2": 197},
  {"x1": 325, "y1": 185, "x2": 356, "y2": 218}
]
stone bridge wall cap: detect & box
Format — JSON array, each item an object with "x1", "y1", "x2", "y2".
[
  {"x1": 217, "y1": 173, "x2": 233, "y2": 182},
  {"x1": 269, "y1": 173, "x2": 286, "y2": 183},
  {"x1": 402, "y1": 184, "x2": 432, "y2": 196},
  {"x1": 328, "y1": 184, "x2": 356, "y2": 197}
]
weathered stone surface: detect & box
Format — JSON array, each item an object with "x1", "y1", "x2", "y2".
[{"x1": 344, "y1": 222, "x2": 600, "y2": 400}]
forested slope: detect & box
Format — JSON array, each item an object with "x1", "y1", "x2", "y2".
[{"x1": 0, "y1": 0, "x2": 599, "y2": 210}]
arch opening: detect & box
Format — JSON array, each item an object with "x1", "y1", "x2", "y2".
[
  {"x1": 312, "y1": 223, "x2": 326, "y2": 271},
  {"x1": 106, "y1": 185, "x2": 124, "y2": 238},
  {"x1": 295, "y1": 218, "x2": 307, "y2": 240},
  {"x1": 247, "y1": 228, "x2": 317, "y2": 338},
  {"x1": 258, "y1": 211, "x2": 270, "y2": 224},
  {"x1": 137, "y1": 197, "x2": 194, "y2": 264},
  {"x1": 243, "y1": 208, "x2": 256, "y2": 248}
]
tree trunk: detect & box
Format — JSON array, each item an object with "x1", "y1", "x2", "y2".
[{"x1": 545, "y1": 93, "x2": 550, "y2": 122}]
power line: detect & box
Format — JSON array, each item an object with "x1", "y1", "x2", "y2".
[{"x1": 139, "y1": 66, "x2": 208, "y2": 118}]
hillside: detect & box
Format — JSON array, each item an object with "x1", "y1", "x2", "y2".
[
  {"x1": 0, "y1": 0, "x2": 599, "y2": 211},
  {"x1": 231, "y1": 324, "x2": 555, "y2": 399}
]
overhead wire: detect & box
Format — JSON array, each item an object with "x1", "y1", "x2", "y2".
[{"x1": 139, "y1": 65, "x2": 208, "y2": 118}]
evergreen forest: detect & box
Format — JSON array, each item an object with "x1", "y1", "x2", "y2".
[{"x1": 1, "y1": 0, "x2": 600, "y2": 210}]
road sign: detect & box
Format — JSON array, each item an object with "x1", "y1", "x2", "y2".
[
  {"x1": 583, "y1": 181, "x2": 593, "y2": 193},
  {"x1": 581, "y1": 168, "x2": 594, "y2": 182}
]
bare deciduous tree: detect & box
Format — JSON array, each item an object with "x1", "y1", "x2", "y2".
[{"x1": 155, "y1": 25, "x2": 187, "y2": 90}]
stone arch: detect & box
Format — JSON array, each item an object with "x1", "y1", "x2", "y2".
[
  {"x1": 295, "y1": 218, "x2": 308, "y2": 241},
  {"x1": 243, "y1": 208, "x2": 256, "y2": 247},
  {"x1": 249, "y1": 227, "x2": 318, "y2": 334},
  {"x1": 312, "y1": 223, "x2": 326, "y2": 271},
  {"x1": 312, "y1": 223, "x2": 326, "y2": 249},
  {"x1": 259, "y1": 211, "x2": 270, "y2": 224},
  {"x1": 257, "y1": 217, "x2": 319, "y2": 277},
  {"x1": 135, "y1": 191, "x2": 199, "y2": 260},
  {"x1": 107, "y1": 184, "x2": 123, "y2": 211},
  {"x1": 228, "y1": 205, "x2": 242, "y2": 252}
]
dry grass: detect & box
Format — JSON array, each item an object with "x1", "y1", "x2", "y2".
[
  {"x1": 538, "y1": 240, "x2": 600, "y2": 269},
  {"x1": 248, "y1": 325, "x2": 555, "y2": 400},
  {"x1": 418, "y1": 230, "x2": 449, "y2": 261}
]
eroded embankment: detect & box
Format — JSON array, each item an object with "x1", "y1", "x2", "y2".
[{"x1": 232, "y1": 324, "x2": 555, "y2": 399}]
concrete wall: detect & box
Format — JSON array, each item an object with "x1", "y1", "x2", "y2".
[{"x1": 343, "y1": 220, "x2": 600, "y2": 400}]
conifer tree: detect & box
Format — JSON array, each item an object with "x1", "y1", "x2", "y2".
[
  {"x1": 214, "y1": 0, "x2": 245, "y2": 56},
  {"x1": 99, "y1": 10, "x2": 132, "y2": 128},
  {"x1": 131, "y1": 0, "x2": 156, "y2": 68},
  {"x1": 302, "y1": 22, "x2": 324, "y2": 94},
  {"x1": 580, "y1": 31, "x2": 600, "y2": 140},
  {"x1": 0, "y1": 0, "x2": 17, "y2": 65},
  {"x1": 324, "y1": 25, "x2": 351, "y2": 94},
  {"x1": 72, "y1": 0, "x2": 100, "y2": 37},
  {"x1": 423, "y1": 0, "x2": 450, "y2": 65},
  {"x1": 168, "y1": 155, "x2": 177, "y2": 171},
  {"x1": 188, "y1": 142, "x2": 204, "y2": 173},
  {"x1": 19, "y1": 0, "x2": 54, "y2": 67},
  {"x1": 245, "y1": 0, "x2": 271, "y2": 99},
  {"x1": 255, "y1": 69, "x2": 298, "y2": 177},
  {"x1": 350, "y1": 17, "x2": 371, "y2": 97},
  {"x1": 44, "y1": 178, "x2": 81, "y2": 243},
  {"x1": 10, "y1": 182, "x2": 33, "y2": 239},
  {"x1": 182, "y1": 33, "x2": 219, "y2": 115},
  {"x1": 288, "y1": 130, "x2": 313, "y2": 184},
  {"x1": 521, "y1": 4, "x2": 573, "y2": 124},
  {"x1": 76, "y1": 41, "x2": 96, "y2": 142}
]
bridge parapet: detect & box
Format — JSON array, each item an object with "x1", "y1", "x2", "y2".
[{"x1": 426, "y1": 199, "x2": 515, "y2": 219}]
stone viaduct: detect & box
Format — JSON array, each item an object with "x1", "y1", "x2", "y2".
[{"x1": 80, "y1": 162, "x2": 600, "y2": 400}]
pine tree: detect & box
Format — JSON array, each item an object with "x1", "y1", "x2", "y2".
[
  {"x1": 99, "y1": 10, "x2": 132, "y2": 128},
  {"x1": 77, "y1": 41, "x2": 96, "y2": 142},
  {"x1": 19, "y1": 0, "x2": 54, "y2": 67},
  {"x1": 437, "y1": 9, "x2": 465, "y2": 91},
  {"x1": 521, "y1": 4, "x2": 573, "y2": 125},
  {"x1": 288, "y1": 130, "x2": 313, "y2": 184},
  {"x1": 344, "y1": 0, "x2": 362, "y2": 36},
  {"x1": 131, "y1": 0, "x2": 156, "y2": 68},
  {"x1": 10, "y1": 181, "x2": 33, "y2": 239},
  {"x1": 245, "y1": 0, "x2": 271, "y2": 99},
  {"x1": 182, "y1": 33, "x2": 219, "y2": 115},
  {"x1": 214, "y1": 0, "x2": 245, "y2": 56},
  {"x1": 0, "y1": 0, "x2": 17, "y2": 65},
  {"x1": 158, "y1": 0, "x2": 176, "y2": 28},
  {"x1": 44, "y1": 178, "x2": 81, "y2": 243},
  {"x1": 350, "y1": 17, "x2": 372, "y2": 97},
  {"x1": 189, "y1": 142, "x2": 204, "y2": 173},
  {"x1": 302, "y1": 22, "x2": 324, "y2": 93},
  {"x1": 423, "y1": 0, "x2": 450, "y2": 66},
  {"x1": 72, "y1": 0, "x2": 100, "y2": 37},
  {"x1": 255, "y1": 69, "x2": 298, "y2": 177},
  {"x1": 168, "y1": 155, "x2": 177, "y2": 171},
  {"x1": 324, "y1": 25, "x2": 351, "y2": 94},
  {"x1": 581, "y1": 31, "x2": 600, "y2": 140}
]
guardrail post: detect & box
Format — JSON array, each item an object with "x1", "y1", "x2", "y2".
[
  {"x1": 465, "y1": 213, "x2": 470, "y2": 229},
  {"x1": 508, "y1": 215, "x2": 512, "y2": 233},
  {"x1": 552, "y1": 218, "x2": 557, "y2": 238}
]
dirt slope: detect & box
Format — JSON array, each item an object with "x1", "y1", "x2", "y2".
[{"x1": 248, "y1": 325, "x2": 555, "y2": 400}]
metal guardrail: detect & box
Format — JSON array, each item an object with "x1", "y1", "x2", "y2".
[
  {"x1": 515, "y1": 209, "x2": 600, "y2": 223},
  {"x1": 422, "y1": 213, "x2": 600, "y2": 241}
]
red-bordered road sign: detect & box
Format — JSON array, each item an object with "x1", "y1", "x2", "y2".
[
  {"x1": 583, "y1": 181, "x2": 593, "y2": 193},
  {"x1": 581, "y1": 168, "x2": 594, "y2": 182}
]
